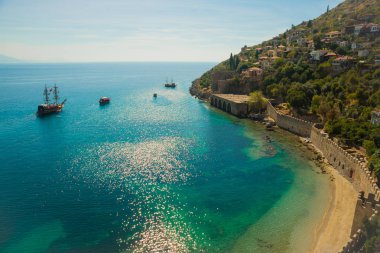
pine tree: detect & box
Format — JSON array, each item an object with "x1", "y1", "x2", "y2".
[
  {"x1": 307, "y1": 20, "x2": 312, "y2": 28},
  {"x1": 326, "y1": 5, "x2": 330, "y2": 13},
  {"x1": 234, "y1": 55, "x2": 240, "y2": 70},
  {"x1": 229, "y1": 53, "x2": 234, "y2": 69}
]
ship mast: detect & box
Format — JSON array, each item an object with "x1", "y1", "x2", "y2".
[
  {"x1": 53, "y1": 84, "x2": 59, "y2": 105},
  {"x1": 43, "y1": 85, "x2": 50, "y2": 104}
]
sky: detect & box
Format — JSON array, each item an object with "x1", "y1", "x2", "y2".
[{"x1": 0, "y1": 0, "x2": 343, "y2": 62}]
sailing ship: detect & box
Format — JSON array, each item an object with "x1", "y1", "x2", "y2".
[
  {"x1": 36, "y1": 84, "x2": 66, "y2": 116},
  {"x1": 164, "y1": 78, "x2": 176, "y2": 88}
]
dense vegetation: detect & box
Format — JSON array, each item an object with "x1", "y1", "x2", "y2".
[
  {"x1": 194, "y1": 0, "x2": 380, "y2": 177},
  {"x1": 363, "y1": 215, "x2": 380, "y2": 252}
]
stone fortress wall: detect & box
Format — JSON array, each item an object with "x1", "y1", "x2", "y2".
[
  {"x1": 266, "y1": 102, "x2": 380, "y2": 253},
  {"x1": 209, "y1": 97, "x2": 379, "y2": 252},
  {"x1": 267, "y1": 102, "x2": 313, "y2": 137},
  {"x1": 310, "y1": 126, "x2": 379, "y2": 198}
]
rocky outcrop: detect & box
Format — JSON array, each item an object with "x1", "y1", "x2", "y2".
[{"x1": 189, "y1": 79, "x2": 212, "y2": 100}]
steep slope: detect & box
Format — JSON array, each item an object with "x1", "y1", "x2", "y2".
[{"x1": 191, "y1": 0, "x2": 380, "y2": 181}]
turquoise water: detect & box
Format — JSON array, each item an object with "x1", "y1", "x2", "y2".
[{"x1": 0, "y1": 63, "x2": 330, "y2": 252}]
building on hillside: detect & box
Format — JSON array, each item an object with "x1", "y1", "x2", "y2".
[
  {"x1": 351, "y1": 42, "x2": 358, "y2": 51},
  {"x1": 355, "y1": 24, "x2": 366, "y2": 35},
  {"x1": 325, "y1": 31, "x2": 342, "y2": 39},
  {"x1": 332, "y1": 56, "x2": 354, "y2": 71},
  {"x1": 242, "y1": 67, "x2": 263, "y2": 80},
  {"x1": 277, "y1": 45, "x2": 286, "y2": 51},
  {"x1": 339, "y1": 41, "x2": 349, "y2": 47},
  {"x1": 358, "y1": 49, "x2": 369, "y2": 57},
  {"x1": 310, "y1": 50, "x2": 337, "y2": 61},
  {"x1": 325, "y1": 52, "x2": 337, "y2": 59},
  {"x1": 256, "y1": 48, "x2": 263, "y2": 54},
  {"x1": 371, "y1": 109, "x2": 380, "y2": 125},
  {"x1": 369, "y1": 23, "x2": 380, "y2": 32},
  {"x1": 361, "y1": 23, "x2": 380, "y2": 34},
  {"x1": 345, "y1": 24, "x2": 365, "y2": 35},
  {"x1": 310, "y1": 50, "x2": 328, "y2": 61},
  {"x1": 350, "y1": 23, "x2": 380, "y2": 36},
  {"x1": 267, "y1": 50, "x2": 276, "y2": 57}
]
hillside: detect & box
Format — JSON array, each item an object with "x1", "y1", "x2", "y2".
[{"x1": 191, "y1": 0, "x2": 380, "y2": 181}]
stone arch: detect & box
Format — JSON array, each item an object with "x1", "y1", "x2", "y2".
[
  {"x1": 223, "y1": 101, "x2": 226, "y2": 111},
  {"x1": 218, "y1": 99, "x2": 222, "y2": 109},
  {"x1": 227, "y1": 103, "x2": 231, "y2": 113}
]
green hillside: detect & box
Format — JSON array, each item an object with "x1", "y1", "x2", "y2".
[{"x1": 191, "y1": 0, "x2": 380, "y2": 179}]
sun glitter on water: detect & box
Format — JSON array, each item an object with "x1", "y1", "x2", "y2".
[{"x1": 69, "y1": 137, "x2": 202, "y2": 252}]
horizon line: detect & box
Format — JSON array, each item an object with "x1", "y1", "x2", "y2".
[{"x1": 0, "y1": 60, "x2": 219, "y2": 64}]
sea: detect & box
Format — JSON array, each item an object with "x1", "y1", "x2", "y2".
[{"x1": 0, "y1": 62, "x2": 331, "y2": 253}]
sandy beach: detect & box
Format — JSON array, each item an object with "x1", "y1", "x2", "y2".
[{"x1": 309, "y1": 161, "x2": 357, "y2": 253}]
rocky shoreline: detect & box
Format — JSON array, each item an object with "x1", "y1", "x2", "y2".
[{"x1": 189, "y1": 79, "x2": 211, "y2": 101}]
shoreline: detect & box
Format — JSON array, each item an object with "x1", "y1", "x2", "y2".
[
  {"x1": 240, "y1": 121, "x2": 358, "y2": 253},
  {"x1": 200, "y1": 97, "x2": 360, "y2": 252},
  {"x1": 304, "y1": 142, "x2": 357, "y2": 253}
]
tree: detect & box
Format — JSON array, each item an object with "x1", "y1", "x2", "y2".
[
  {"x1": 313, "y1": 35, "x2": 323, "y2": 50},
  {"x1": 255, "y1": 50, "x2": 259, "y2": 59},
  {"x1": 248, "y1": 91, "x2": 268, "y2": 113},
  {"x1": 234, "y1": 55, "x2": 240, "y2": 70},
  {"x1": 311, "y1": 95, "x2": 321, "y2": 113},
  {"x1": 229, "y1": 53, "x2": 234, "y2": 70},
  {"x1": 326, "y1": 5, "x2": 330, "y2": 13},
  {"x1": 307, "y1": 20, "x2": 313, "y2": 28},
  {"x1": 287, "y1": 88, "x2": 309, "y2": 110}
]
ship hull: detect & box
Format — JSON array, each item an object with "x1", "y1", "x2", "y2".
[
  {"x1": 36, "y1": 104, "x2": 64, "y2": 116},
  {"x1": 99, "y1": 97, "x2": 110, "y2": 105}
]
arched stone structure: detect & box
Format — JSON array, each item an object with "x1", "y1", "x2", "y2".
[
  {"x1": 227, "y1": 103, "x2": 231, "y2": 113},
  {"x1": 209, "y1": 94, "x2": 249, "y2": 117}
]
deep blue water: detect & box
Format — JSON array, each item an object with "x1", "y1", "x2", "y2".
[{"x1": 0, "y1": 63, "x2": 323, "y2": 252}]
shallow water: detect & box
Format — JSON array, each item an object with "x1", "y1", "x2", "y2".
[{"x1": 0, "y1": 63, "x2": 330, "y2": 252}]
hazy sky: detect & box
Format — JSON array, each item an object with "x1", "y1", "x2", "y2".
[{"x1": 0, "y1": 0, "x2": 342, "y2": 62}]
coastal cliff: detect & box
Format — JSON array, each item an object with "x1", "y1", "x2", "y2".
[
  {"x1": 191, "y1": 0, "x2": 380, "y2": 250},
  {"x1": 189, "y1": 79, "x2": 211, "y2": 100},
  {"x1": 191, "y1": 0, "x2": 380, "y2": 186}
]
